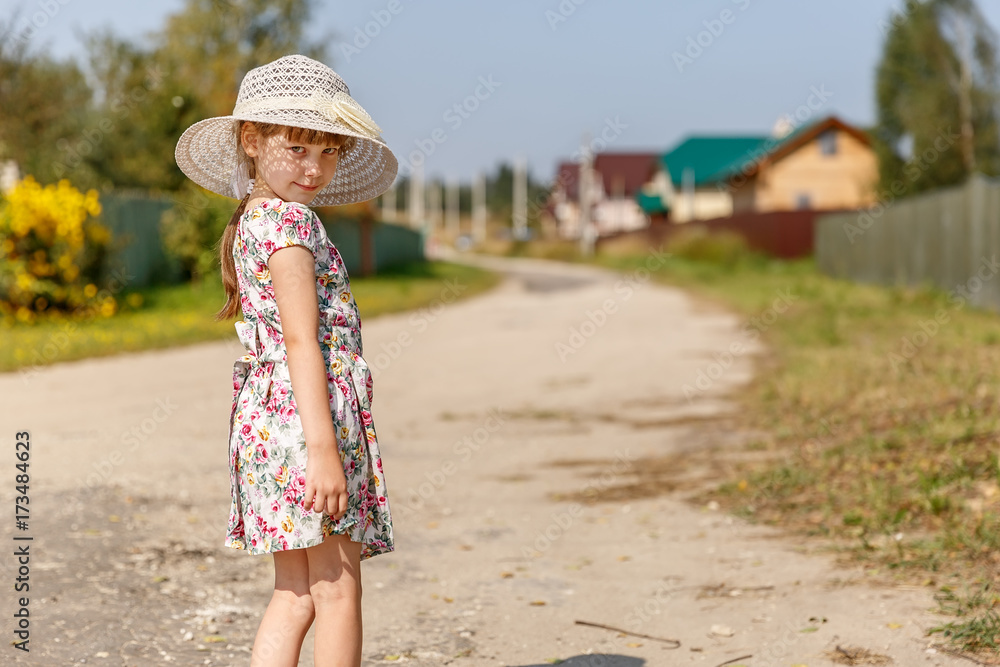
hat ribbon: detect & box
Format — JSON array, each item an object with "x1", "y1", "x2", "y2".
[{"x1": 233, "y1": 90, "x2": 383, "y2": 140}]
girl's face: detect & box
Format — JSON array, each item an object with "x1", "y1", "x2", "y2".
[{"x1": 242, "y1": 127, "x2": 345, "y2": 205}]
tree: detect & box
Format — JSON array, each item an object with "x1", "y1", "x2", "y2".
[
  {"x1": 78, "y1": 0, "x2": 328, "y2": 191},
  {"x1": 0, "y1": 10, "x2": 95, "y2": 187},
  {"x1": 873, "y1": 0, "x2": 1000, "y2": 196},
  {"x1": 153, "y1": 0, "x2": 327, "y2": 119}
]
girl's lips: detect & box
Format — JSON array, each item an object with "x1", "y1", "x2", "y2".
[{"x1": 295, "y1": 182, "x2": 319, "y2": 191}]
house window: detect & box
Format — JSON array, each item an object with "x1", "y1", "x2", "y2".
[
  {"x1": 796, "y1": 192, "x2": 812, "y2": 209},
  {"x1": 819, "y1": 129, "x2": 837, "y2": 156}
]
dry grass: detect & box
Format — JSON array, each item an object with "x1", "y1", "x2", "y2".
[{"x1": 589, "y1": 249, "x2": 1000, "y2": 657}]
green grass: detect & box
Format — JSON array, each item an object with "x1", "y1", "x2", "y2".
[
  {"x1": 576, "y1": 237, "x2": 1000, "y2": 656},
  {"x1": 1, "y1": 260, "x2": 500, "y2": 374},
  {"x1": 931, "y1": 584, "x2": 1000, "y2": 654},
  {"x1": 593, "y1": 250, "x2": 1000, "y2": 570}
]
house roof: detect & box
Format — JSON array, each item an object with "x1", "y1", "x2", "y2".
[
  {"x1": 712, "y1": 115, "x2": 874, "y2": 182},
  {"x1": 594, "y1": 153, "x2": 660, "y2": 197},
  {"x1": 661, "y1": 115, "x2": 874, "y2": 187},
  {"x1": 553, "y1": 153, "x2": 659, "y2": 200},
  {"x1": 660, "y1": 136, "x2": 769, "y2": 188}
]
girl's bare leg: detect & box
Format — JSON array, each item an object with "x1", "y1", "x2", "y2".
[
  {"x1": 306, "y1": 533, "x2": 363, "y2": 667},
  {"x1": 250, "y1": 547, "x2": 316, "y2": 667}
]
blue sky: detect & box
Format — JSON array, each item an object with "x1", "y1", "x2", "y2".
[{"x1": 4, "y1": 0, "x2": 1000, "y2": 186}]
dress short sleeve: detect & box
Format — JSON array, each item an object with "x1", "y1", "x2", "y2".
[{"x1": 250, "y1": 200, "x2": 321, "y2": 264}]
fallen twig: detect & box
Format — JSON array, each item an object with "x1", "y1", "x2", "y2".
[
  {"x1": 715, "y1": 655, "x2": 753, "y2": 667},
  {"x1": 573, "y1": 619, "x2": 681, "y2": 648}
]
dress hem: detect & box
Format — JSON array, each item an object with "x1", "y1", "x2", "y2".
[{"x1": 224, "y1": 520, "x2": 395, "y2": 560}]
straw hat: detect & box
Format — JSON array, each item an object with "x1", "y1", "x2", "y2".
[{"x1": 174, "y1": 54, "x2": 398, "y2": 206}]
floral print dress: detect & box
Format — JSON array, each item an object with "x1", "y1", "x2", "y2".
[{"x1": 225, "y1": 197, "x2": 394, "y2": 560}]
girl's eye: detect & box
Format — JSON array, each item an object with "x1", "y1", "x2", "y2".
[
  {"x1": 290, "y1": 146, "x2": 305, "y2": 153},
  {"x1": 324, "y1": 147, "x2": 340, "y2": 154}
]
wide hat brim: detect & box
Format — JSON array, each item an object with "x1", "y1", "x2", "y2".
[{"x1": 174, "y1": 108, "x2": 399, "y2": 207}]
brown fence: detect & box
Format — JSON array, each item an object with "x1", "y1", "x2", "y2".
[
  {"x1": 815, "y1": 173, "x2": 1000, "y2": 311},
  {"x1": 597, "y1": 209, "x2": 843, "y2": 258}
]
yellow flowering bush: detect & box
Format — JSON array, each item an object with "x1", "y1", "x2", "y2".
[{"x1": 0, "y1": 176, "x2": 115, "y2": 323}]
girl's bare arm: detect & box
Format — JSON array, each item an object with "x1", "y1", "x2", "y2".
[
  {"x1": 268, "y1": 244, "x2": 347, "y2": 516},
  {"x1": 268, "y1": 244, "x2": 337, "y2": 449}
]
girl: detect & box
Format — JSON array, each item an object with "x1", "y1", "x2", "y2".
[{"x1": 174, "y1": 54, "x2": 399, "y2": 666}]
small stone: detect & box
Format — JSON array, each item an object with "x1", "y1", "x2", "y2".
[{"x1": 710, "y1": 624, "x2": 734, "y2": 637}]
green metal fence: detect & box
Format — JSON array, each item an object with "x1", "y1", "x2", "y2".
[
  {"x1": 98, "y1": 190, "x2": 183, "y2": 289},
  {"x1": 97, "y1": 190, "x2": 425, "y2": 289},
  {"x1": 319, "y1": 216, "x2": 428, "y2": 276},
  {"x1": 815, "y1": 173, "x2": 1000, "y2": 311}
]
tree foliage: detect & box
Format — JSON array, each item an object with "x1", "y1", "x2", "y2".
[
  {"x1": 0, "y1": 13, "x2": 93, "y2": 187},
  {"x1": 874, "y1": 0, "x2": 1000, "y2": 196},
  {"x1": 0, "y1": 0, "x2": 326, "y2": 191}
]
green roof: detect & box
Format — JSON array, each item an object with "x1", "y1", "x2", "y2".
[
  {"x1": 636, "y1": 190, "x2": 669, "y2": 215},
  {"x1": 710, "y1": 119, "x2": 829, "y2": 183},
  {"x1": 661, "y1": 136, "x2": 769, "y2": 187}
]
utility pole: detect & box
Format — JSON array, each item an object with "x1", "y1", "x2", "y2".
[
  {"x1": 408, "y1": 163, "x2": 425, "y2": 231},
  {"x1": 381, "y1": 182, "x2": 397, "y2": 222},
  {"x1": 427, "y1": 180, "x2": 441, "y2": 233},
  {"x1": 446, "y1": 177, "x2": 460, "y2": 239},
  {"x1": 512, "y1": 155, "x2": 527, "y2": 240},
  {"x1": 578, "y1": 133, "x2": 596, "y2": 256},
  {"x1": 472, "y1": 170, "x2": 487, "y2": 245}
]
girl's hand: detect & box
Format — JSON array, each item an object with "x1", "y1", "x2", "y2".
[{"x1": 302, "y1": 442, "x2": 349, "y2": 521}]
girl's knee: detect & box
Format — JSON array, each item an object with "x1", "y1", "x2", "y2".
[
  {"x1": 309, "y1": 576, "x2": 361, "y2": 607},
  {"x1": 272, "y1": 588, "x2": 316, "y2": 620}
]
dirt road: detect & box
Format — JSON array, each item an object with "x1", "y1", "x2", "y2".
[{"x1": 1, "y1": 253, "x2": 963, "y2": 666}]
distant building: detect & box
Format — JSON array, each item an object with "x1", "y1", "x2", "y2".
[
  {"x1": 638, "y1": 115, "x2": 878, "y2": 223},
  {"x1": 725, "y1": 116, "x2": 878, "y2": 214},
  {"x1": 548, "y1": 153, "x2": 659, "y2": 239},
  {"x1": 645, "y1": 135, "x2": 765, "y2": 223}
]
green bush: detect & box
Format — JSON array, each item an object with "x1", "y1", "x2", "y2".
[
  {"x1": 665, "y1": 225, "x2": 753, "y2": 267},
  {"x1": 160, "y1": 182, "x2": 235, "y2": 281}
]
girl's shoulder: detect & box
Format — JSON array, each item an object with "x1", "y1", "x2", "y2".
[
  {"x1": 244, "y1": 197, "x2": 317, "y2": 221},
  {"x1": 242, "y1": 199, "x2": 321, "y2": 238},
  {"x1": 241, "y1": 198, "x2": 327, "y2": 257}
]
